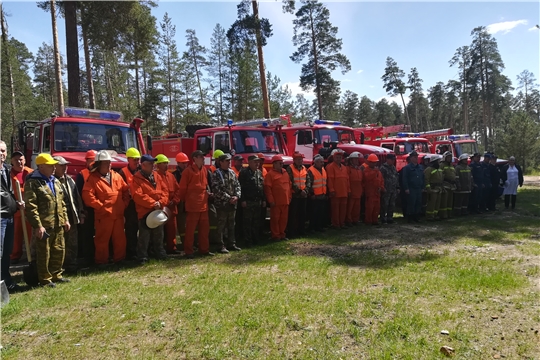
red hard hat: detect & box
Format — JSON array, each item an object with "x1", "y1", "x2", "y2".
[
  {"x1": 175, "y1": 152, "x2": 189, "y2": 163},
  {"x1": 85, "y1": 150, "x2": 97, "y2": 160},
  {"x1": 271, "y1": 155, "x2": 283, "y2": 163},
  {"x1": 367, "y1": 154, "x2": 379, "y2": 162},
  {"x1": 292, "y1": 151, "x2": 304, "y2": 159},
  {"x1": 257, "y1": 152, "x2": 265, "y2": 159}
]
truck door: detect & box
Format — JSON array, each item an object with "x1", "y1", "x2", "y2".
[
  {"x1": 31, "y1": 125, "x2": 41, "y2": 168},
  {"x1": 195, "y1": 131, "x2": 213, "y2": 167},
  {"x1": 295, "y1": 129, "x2": 314, "y2": 161}
]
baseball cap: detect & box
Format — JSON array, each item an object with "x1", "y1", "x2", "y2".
[
  {"x1": 191, "y1": 150, "x2": 204, "y2": 158},
  {"x1": 233, "y1": 155, "x2": 244, "y2": 161},
  {"x1": 35, "y1": 153, "x2": 58, "y2": 165},
  {"x1": 219, "y1": 154, "x2": 232, "y2": 161},
  {"x1": 248, "y1": 155, "x2": 261, "y2": 161},
  {"x1": 140, "y1": 154, "x2": 157, "y2": 163},
  {"x1": 387, "y1": 154, "x2": 396, "y2": 160},
  {"x1": 10, "y1": 151, "x2": 24, "y2": 158},
  {"x1": 52, "y1": 156, "x2": 70, "y2": 165}
]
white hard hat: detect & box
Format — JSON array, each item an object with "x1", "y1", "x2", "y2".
[
  {"x1": 430, "y1": 154, "x2": 442, "y2": 162},
  {"x1": 331, "y1": 149, "x2": 344, "y2": 156},
  {"x1": 459, "y1": 154, "x2": 469, "y2": 161},
  {"x1": 348, "y1": 151, "x2": 361, "y2": 159},
  {"x1": 146, "y1": 210, "x2": 168, "y2": 229},
  {"x1": 95, "y1": 150, "x2": 112, "y2": 162},
  {"x1": 442, "y1": 151, "x2": 452, "y2": 158}
]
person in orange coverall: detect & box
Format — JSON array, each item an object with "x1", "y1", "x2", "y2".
[
  {"x1": 82, "y1": 150, "x2": 130, "y2": 265},
  {"x1": 346, "y1": 152, "x2": 363, "y2": 226},
  {"x1": 155, "y1": 154, "x2": 181, "y2": 254},
  {"x1": 326, "y1": 149, "x2": 350, "y2": 229},
  {"x1": 178, "y1": 150, "x2": 215, "y2": 259},
  {"x1": 264, "y1": 155, "x2": 292, "y2": 241},
  {"x1": 9, "y1": 151, "x2": 33, "y2": 262},
  {"x1": 131, "y1": 154, "x2": 169, "y2": 264},
  {"x1": 362, "y1": 154, "x2": 386, "y2": 225}
]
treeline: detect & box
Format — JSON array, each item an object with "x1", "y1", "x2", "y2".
[{"x1": 1, "y1": 1, "x2": 539, "y2": 169}]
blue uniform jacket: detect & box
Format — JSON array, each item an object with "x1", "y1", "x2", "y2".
[
  {"x1": 470, "y1": 161, "x2": 483, "y2": 186},
  {"x1": 401, "y1": 163, "x2": 425, "y2": 191}
]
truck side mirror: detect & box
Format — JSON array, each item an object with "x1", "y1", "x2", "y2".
[{"x1": 146, "y1": 134, "x2": 153, "y2": 151}]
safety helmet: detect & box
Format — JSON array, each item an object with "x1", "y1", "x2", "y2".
[
  {"x1": 126, "y1": 148, "x2": 141, "y2": 159},
  {"x1": 292, "y1": 151, "x2": 304, "y2": 159},
  {"x1": 458, "y1": 154, "x2": 469, "y2": 161},
  {"x1": 430, "y1": 154, "x2": 442, "y2": 162},
  {"x1": 271, "y1": 155, "x2": 283, "y2": 163},
  {"x1": 423, "y1": 154, "x2": 431, "y2": 161},
  {"x1": 367, "y1": 154, "x2": 379, "y2": 162},
  {"x1": 95, "y1": 150, "x2": 112, "y2": 162},
  {"x1": 85, "y1": 150, "x2": 97, "y2": 160},
  {"x1": 213, "y1": 149, "x2": 225, "y2": 159},
  {"x1": 348, "y1": 152, "x2": 361, "y2": 159},
  {"x1": 442, "y1": 151, "x2": 452, "y2": 159},
  {"x1": 155, "y1": 154, "x2": 169, "y2": 164},
  {"x1": 331, "y1": 149, "x2": 344, "y2": 156},
  {"x1": 146, "y1": 210, "x2": 168, "y2": 229},
  {"x1": 175, "y1": 152, "x2": 189, "y2": 163},
  {"x1": 257, "y1": 152, "x2": 265, "y2": 159}
]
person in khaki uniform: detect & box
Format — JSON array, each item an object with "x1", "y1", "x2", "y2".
[
  {"x1": 439, "y1": 151, "x2": 456, "y2": 219},
  {"x1": 24, "y1": 154, "x2": 70, "y2": 288},
  {"x1": 424, "y1": 154, "x2": 444, "y2": 221}
]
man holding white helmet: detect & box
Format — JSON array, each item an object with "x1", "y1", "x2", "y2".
[
  {"x1": 439, "y1": 151, "x2": 456, "y2": 219},
  {"x1": 82, "y1": 150, "x2": 130, "y2": 266},
  {"x1": 454, "y1": 153, "x2": 473, "y2": 216},
  {"x1": 424, "y1": 154, "x2": 444, "y2": 221}
]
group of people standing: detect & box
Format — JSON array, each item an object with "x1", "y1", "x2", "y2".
[{"x1": 0, "y1": 137, "x2": 525, "y2": 292}]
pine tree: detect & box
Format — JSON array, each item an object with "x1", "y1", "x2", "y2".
[
  {"x1": 374, "y1": 98, "x2": 395, "y2": 126},
  {"x1": 207, "y1": 23, "x2": 228, "y2": 124},
  {"x1": 428, "y1": 82, "x2": 445, "y2": 130},
  {"x1": 288, "y1": 0, "x2": 351, "y2": 119},
  {"x1": 381, "y1": 57, "x2": 410, "y2": 126},
  {"x1": 340, "y1": 90, "x2": 359, "y2": 127},
  {"x1": 449, "y1": 46, "x2": 472, "y2": 133},
  {"x1": 517, "y1": 70, "x2": 538, "y2": 114},
  {"x1": 267, "y1": 72, "x2": 294, "y2": 117},
  {"x1": 358, "y1": 96, "x2": 375, "y2": 125},
  {"x1": 407, "y1": 67, "x2": 424, "y2": 130},
  {"x1": 159, "y1": 12, "x2": 180, "y2": 133},
  {"x1": 185, "y1": 29, "x2": 208, "y2": 117},
  {"x1": 293, "y1": 94, "x2": 313, "y2": 123}
]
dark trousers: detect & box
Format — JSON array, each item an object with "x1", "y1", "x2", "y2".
[
  {"x1": 469, "y1": 185, "x2": 482, "y2": 212},
  {"x1": 287, "y1": 197, "x2": 307, "y2": 237},
  {"x1": 504, "y1": 195, "x2": 517, "y2": 209},
  {"x1": 125, "y1": 200, "x2": 139, "y2": 259},
  {"x1": 78, "y1": 207, "x2": 95, "y2": 264},
  {"x1": 488, "y1": 187, "x2": 498, "y2": 210},
  {"x1": 480, "y1": 185, "x2": 491, "y2": 211},
  {"x1": 242, "y1": 201, "x2": 262, "y2": 247},
  {"x1": 406, "y1": 189, "x2": 422, "y2": 217},
  {"x1": 1, "y1": 217, "x2": 15, "y2": 286},
  {"x1": 309, "y1": 198, "x2": 328, "y2": 231}
]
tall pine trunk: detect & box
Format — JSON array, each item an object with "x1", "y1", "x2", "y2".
[
  {"x1": 1, "y1": 5, "x2": 17, "y2": 137},
  {"x1": 308, "y1": 8, "x2": 323, "y2": 119},
  {"x1": 50, "y1": 0, "x2": 64, "y2": 115},
  {"x1": 64, "y1": 0, "x2": 80, "y2": 107},
  {"x1": 81, "y1": 7, "x2": 95, "y2": 109},
  {"x1": 252, "y1": 0, "x2": 271, "y2": 119}
]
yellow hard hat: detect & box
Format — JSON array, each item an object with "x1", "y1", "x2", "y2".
[
  {"x1": 35, "y1": 153, "x2": 58, "y2": 165},
  {"x1": 213, "y1": 149, "x2": 224, "y2": 159},
  {"x1": 126, "y1": 148, "x2": 141, "y2": 159},
  {"x1": 155, "y1": 154, "x2": 169, "y2": 164}
]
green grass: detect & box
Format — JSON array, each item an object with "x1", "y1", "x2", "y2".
[{"x1": 2, "y1": 187, "x2": 540, "y2": 359}]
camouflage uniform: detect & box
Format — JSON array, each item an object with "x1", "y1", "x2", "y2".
[
  {"x1": 439, "y1": 161, "x2": 457, "y2": 219},
  {"x1": 56, "y1": 174, "x2": 84, "y2": 271},
  {"x1": 380, "y1": 162, "x2": 399, "y2": 222},
  {"x1": 24, "y1": 171, "x2": 68, "y2": 285},
  {"x1": 211, "y1": 168, "x2": 241, "y2": 249},
  {"x1": 238, "y1": 167, "x2": 265, "y2": 247}
]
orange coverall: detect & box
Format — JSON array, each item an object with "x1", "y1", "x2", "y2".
[
  {"x1": 10, "y1": 166, "x2": 33, "y2": 261},
  {"x1": 326, "y1": 161, "x2": 350, "y2": 228},
  {"x1": 264, "y1": 169, "x2": 292, "y2": 239},
  {"x1": 157, "y1": 170, "x2": 181, "y2": 252},
  {"x1": 178, "y1": 164, "x2": 210, "y2": 255},
  {"x1": 82, "y1": 170, "x2": 130, "y2": 264},
  {"x1": 362, "y1": 166, "x2": 385, "y2": 225},
  {"x1": 346, "y1": 165, "x2": 363, "y2": 224}
]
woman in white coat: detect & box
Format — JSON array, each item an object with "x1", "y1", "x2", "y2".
[{"x1": 500, "y1": 156, "x2": 524, "y2": 210}]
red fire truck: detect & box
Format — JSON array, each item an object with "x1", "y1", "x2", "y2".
[
  {"x1": 416, "y1": 129, "x2": 478, "y2": 158},
  {"x1": 149, "y1": 118, "x2": 293, "y2": 171},
  {"x1": 354, "y1": 125, "x2": 431, "y2": 171},
  {"x1": 278, "y1": 120, "x2": 394, "y2": 165},
  {"x1": 12, "y1": 107, "x2": 146, "y2": 177}
]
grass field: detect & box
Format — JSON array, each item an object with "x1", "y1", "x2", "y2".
[{"x1": 2, "y1": 186, "x2": 539, "y2": 359}]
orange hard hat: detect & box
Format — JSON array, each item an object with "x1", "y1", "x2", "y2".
[
  {"x1": 271, "y1": 155, "x2": 283, "y2": 162},
  {"x1": 292, "y1": 151, "x2": 304, "y2": 159},
  {"x1": 367, "y1": 154, "x2": 379, "y2": 162},
  {"x1": 85, "y1": 150, "x2": 97, "y2": 160},
  {"x1": 257, "y1": 152, "x2": 265, "y2": 159},
  {"x1": 175, "y1": 152, "x2": 189, "y2": 163}
]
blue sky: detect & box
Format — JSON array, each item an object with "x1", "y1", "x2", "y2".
[{"x1": 3, "y1": 1, "x2": 539, "y2": 105}]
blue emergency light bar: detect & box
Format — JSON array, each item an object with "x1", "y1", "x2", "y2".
[
  {"x1": 449, "y1": 134, "x2": 470, "y2": 141},
  {"x1": 397, "y1": 132, "x2": 420, "y2": 137},
  {"x1": 314, "y1": 120, "x2": 341, "y2": 125},
  {"x1": 64, "y1": 107, "x2": 123, "y2": 121}
]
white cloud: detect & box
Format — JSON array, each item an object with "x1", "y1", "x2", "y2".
[
  {"x1": 529, "y1": 25, "x2": 540, "y2": 31},
  {"x1": 377, "y1": 95, "x2": 410, "y2": 107},
  {"x1": 357, "y1": 69, "x2": 364, "y2": 74},
  {"x1": 282, "y1": 81, "x2": 315, "y2": 99},
  {"x1": 486, "y1": 20, "x2": 527, "y2": 34}
]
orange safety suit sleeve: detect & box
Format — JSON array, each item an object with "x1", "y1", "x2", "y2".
[
  {"x1": 156, "y1": 174, "x2": 169, "y2": 207},
  {"x1": 326, "y1": 164, "x2": 335, "y2": 193},
  {"x1": 264, "y1": 172, "x2": 275, "y2": 204},
  {"x1": 82, "y1": 175, "x2": 104, "y2": 210},
  {"x1": 119, "y1": 175, "x2": 130, "y2": 209},
  {"x1": 178, "y1": 168, "x2": 191, "y2": 203},
  {"x1": 169, "y1": 173, "x2": 181, "y2": 205},
  {"x1": 131, "y1": 176, "x2": 159, "y2": 209}
]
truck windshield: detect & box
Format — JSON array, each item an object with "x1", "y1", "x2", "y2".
[
  {"x1": 454, "y1": 142, "x2": 478, "y2": 157},
  {"x1": 316, "y1": 129, "x2": 356, "y2": 144},
  {"x1": 232, "y1": 130, "x2": 282, "y2": 154},
  {"x1": 53, "y1": 122, "x2": 138, "y2": 154},
  {"x1": 396, "y1": 141, "x2": 429, "y2": 154}
]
